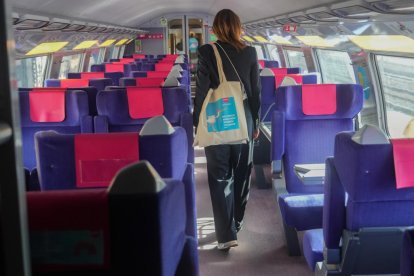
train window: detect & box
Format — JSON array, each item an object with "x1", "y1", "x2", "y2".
[
  {"x1": 253, "y1": 44, "x2": 265, "y2": 60},
  {"x1": 316, "y1": 49, "x2": 356, "y2": 84},
  {"x1": 286, "y1": 49, "x2": 308, "y2": 73},
  {"x1": 87, "y1": 48, "x2": 101, "y2": 71},
  {"x1": 59, "y1": 54, "x2": 82, "y2": 79},
  {"x1": 266, "y1": 44, "x2": 281, "y2": 64},
  {"x1": 376, "y1": 55, "x2": 414, "y2": 138},
  {"x1": 15, "y1": 56, "x2": 48, "y2": 87},
  {"x1": 111, "y1": 46, "x2": 121, "y2": 59}
]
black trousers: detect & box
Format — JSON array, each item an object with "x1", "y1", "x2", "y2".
[
  {"x1": 204, "y1": 100, "x2": 254, "y2": 243},
  {"x1": 205, "y1": 142, "x2": 253, "y2": 243}
]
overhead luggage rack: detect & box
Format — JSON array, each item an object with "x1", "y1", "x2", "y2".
[
  {"x1": 14, "y1": 14, "x2": 49, "y2": 30},
  {"x1": 41, "y1": 18, "x2": 70, "y2": 31},
  {"x1": 330, "y1": 0, "x2": 385, "y2": 19},
  {"x1": 367, "y1": 0, "x2": 414, "y2": 14},
  {"x1": 305, "y1": 7, "x2": 340, "y2": 22},
  {"x1": 288, "y1": 12, "x2": 316, "y2": 24}
]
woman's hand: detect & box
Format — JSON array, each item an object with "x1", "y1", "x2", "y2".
[{"x1": 253, "y1": 129, "x2": 260, "y2": 140}]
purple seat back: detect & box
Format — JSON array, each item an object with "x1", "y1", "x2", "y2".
[
  {"x1": 96, "y1": 88, "x2": 189, "y2": 131},
  {"x1": 142, "y1": 63, "x2": 156, "y2": 71},
  {"x1": 334, "y1": 132, "x2": 414, "y2": 230},
  {"x1": 264, "y1": 60, "x2": 279, "y2": 68},
  {"x1": 401, "y1": 230, "x2": 414, "y2": 276},
  {"x1": 131, "y1": 71, "x2": 147, "y2": 78},
  {"x1": 35, "y1": 129, "x2": 188, "y2": 190},
  {"x1": 272, "y1": 84, "x2": 363, "y2": 194},
  {"x1": 91, "y1": 64, "x2": 105, "y2": 72},
  {"x1": 19, "y1": 90, "x2": 92, "y2": 170}
]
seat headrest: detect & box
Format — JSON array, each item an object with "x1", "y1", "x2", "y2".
[
  {"x1": 352, "y1": 124, "x2": 390, "y2": 145},
  {"x1": 140, "y1": 115, "x2": 175, "y2": 136},
  {"x1": 172, "y1": 64, "x2": 183, "y2": 72},
  {"x1": 168, "y1": 69, "x2": 182, "y2": 78},
  {"x1": 109, "y1": 161, "x2": 166, "y2": 194},
  {"x1": 279, "y1": 76, "x2": 299, "y2": 87},
  {"x1": 260, "y1": 68, "x2": 274, "y2": 77},
  {"x1": 276, "y1": 84, "x2": 363, "y2": 120},
  {"x1": 404, "y1": 119, "x2": 414, "y2": 138},
  {"x1": 163, "y1": 77, "x2": 181, "y2": 87}
]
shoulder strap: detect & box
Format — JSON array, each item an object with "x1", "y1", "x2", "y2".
[
  {"x1": 214, "y1": 43, "x2": 243, "y2": 85},
  {"x1": 211, "y1": 44, "x2": 226, "y2": 83}
]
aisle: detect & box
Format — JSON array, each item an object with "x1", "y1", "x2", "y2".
[{"x1": 194, "y1": 148, "x2": 313, "y2": 276}]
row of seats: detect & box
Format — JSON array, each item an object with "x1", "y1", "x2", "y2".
[
  {"x1": 262, "y1": 61, "x2": 414, "y2": 274},
  {"x1": 20, "y1": 86, "x2": 193, "y2": 171},
  {"x1": 28, "y1": 160, "x2": 198, "y2": 275},
  {"x1": 22, "y1": 53, "x2": 199, "y2": 275},
  {"x1": 302, "y1": 126, "x2": 414, "y2": 275}
]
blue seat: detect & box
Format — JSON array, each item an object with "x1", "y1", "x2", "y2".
[
  {"x1": 35, "y1": 118, "x2": 196, "y2": 238},
  {"x1": 95, "y1": 87, "x2": 193, "y2": 163},
  {"x1": 272, "y1": 84, "x2": 363, "y2": 255},
  {"x1": 44, "y1": 78, "x2": 112, "y2": 116},
  {"x1": 27, "y1": 161, "x2": 199, "y2": 275},
  {"x1": 19, "y1": 89, "x2": 92, "y2": 171},
  {"x1": 401, "y1": 229, "x2": 414, "y2": 276},
  {"x1": 259, "y1": 69, "x2": 318, "y2": 122},
  {"x1": 309, "y1": 130, "x2": 414, "y2": 274}
]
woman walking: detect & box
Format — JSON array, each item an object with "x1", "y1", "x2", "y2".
[{"x1": 194, "y1": 9, "x2": 261, "y2": 251}]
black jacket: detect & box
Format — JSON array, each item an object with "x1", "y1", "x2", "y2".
[{"x1": 193, "y1": 41, "x2": 261, "y2": 130}]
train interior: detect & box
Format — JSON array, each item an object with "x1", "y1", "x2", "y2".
[{"x1": 1, "y1": 0, "x2": 414, "y2": 275}]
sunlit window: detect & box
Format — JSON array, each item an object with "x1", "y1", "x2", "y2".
[
  {"x1": 87, "y1": 48, "x2": 102, "y2": 71},
  {"x1": 317, "y1": 49, "x2": 356, "y2": 84},
  {"x1": 15, "y1": 56, "x2": 48, "y2": 87},
  {"x1": 266, "y1": 44, "x2": 281, "y2": 65},
  {"x1": 59, "y1": 54, "x2": 82, "y2": 79},
  {"x1": 286, "y1": 49, "x2": 308, "y2": 73},
  {"x1": 253, "y1": 44, "x2": 265, "y2": 60},
  {"x1": 376, "y1": 55, "x2": 414, "y2": 138}
]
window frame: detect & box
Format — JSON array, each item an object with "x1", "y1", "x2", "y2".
[
  {"x1": 315, "y1": 48, "x2": 356, "y2": 84},
  {"x1": 252, "y1": 43, "x2": 266, "y2": 60},
  {"x1": 15, "y1": 55, "x2": 50, "y2": 88},
  {"x1": 284, "y1": 47, "x2": 308, "y2": 72},
  {"x1": 373, "y1": 53, "x2": 414, "y2": 137}
]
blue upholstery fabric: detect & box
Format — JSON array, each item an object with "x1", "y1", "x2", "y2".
[
  {"x1": 140, "y1": 128, "x2": 188, "y2": 180},
  {"x1": 108, "y1": 179, "x2": 190, "y2": 275},
  {"x1": 334, "y1": 132, "x2": 414, "y2": 231},
  {"x1": 323, "y1": 158, "x2": 346, "y2": 249},
  {"x1": 27, "y1": 178, "x2": 198, "y2": 275},
  {"x1": 287, "y1": 68, "x2": 301, "y2": 74},
  {"x1": 142, "y1": 63, "x2": 156, "y2": 71},
  {"x1": 278, "y1": 193, "x2": 324, "y2": 230},
  {"x1": 19, "y1": 90, "x2": 91, "y2": 170},
  {"x1": 131, "y1": 71, "x2": 148, "y2": 78},
  {"x1": 91, "y1": 64, "x2": 105, "y2": 72},
  {"x1": 303, "y1": 74, "x2": 318, "y2": 84},
  {"x1": 273, "y1": 84, "x2": 362, "y2": 235},
  {"x1": 95, "y1": 88, "x2": 193, "y2": 163},
  {"x1": 264, "y1": 60, "x2": 279, "y2": 68},
  {"x1": 303, "y1": 229, "x2": 324, "y2": 271},
  {"x1": 260, "y1": 76, "x2": 276, "y2": 122},
  {"x1": 401, "y1": 230, "x2": 414, "y2": 276},
  {"x1": 35, "y1": 128, "x2": 187, "y2": 190}
]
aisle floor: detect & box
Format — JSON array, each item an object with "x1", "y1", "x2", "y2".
[{"x1": 195, "y1": 149, "x2": 313, "y2": 276}]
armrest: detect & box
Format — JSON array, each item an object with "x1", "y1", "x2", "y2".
[
  {"x1": 183, "y1": 163, "x2": 197, "y2": 238},
  {"x1": 180, "y1": 112, "x2": 194, "y2": 164},
  {"x1": 271, "y1": 111, "x2": 285, "y2": 175},
  {"x1": 94, "y1": 115, "x2": 109, "y2": 133},
  {"x1": 323, "y1": 158, "x2": 346, "y2": 264},
  {"x1": 81, "y1": 115, "x2": 94, "y2": 133}
]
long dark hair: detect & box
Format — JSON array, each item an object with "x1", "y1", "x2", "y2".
[{"x1": 212, "y1": 9, "x2": 246, "y2": 51}]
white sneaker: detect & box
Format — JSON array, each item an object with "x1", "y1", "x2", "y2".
[{"x1": 217, "y1": 240, "x2": 238, "y2": 251}]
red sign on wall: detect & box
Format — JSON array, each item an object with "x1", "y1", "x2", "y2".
[
  {"x1": 283, "y1": 24, "x2": 297, "y2": 32},
  {"x1": 137, "y1": 34, "x2": 164, "y2": 40}
]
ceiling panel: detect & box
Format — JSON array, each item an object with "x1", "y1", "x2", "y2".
[{"x1": 12, "y1": 0, "x2": 342, "y2": 27}]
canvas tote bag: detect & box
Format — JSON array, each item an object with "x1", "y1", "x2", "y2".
[{"x1": 194, "y1": 43, "x2": 249, "y2": 147}]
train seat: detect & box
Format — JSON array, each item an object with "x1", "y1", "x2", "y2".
[
  {"x1": 258, "y1": 60, "x2": 279, "y2": 68},
  {"x1": 95, "y1": 87, "x2": 193, "y2": 163},
  {"x1": 401, "y1": 229, "x2": 414, "y2": 276},
  {"x1": 259, "y1": 69, "x2": 318, "y2": 122},
  {"x1": 19, "y1": 89, "x2": 92, "y2": 170},
  {"x1": 142, "y1": 63, "x2": 156, "y2": 71},
  {"x1": 311, "y1": 129, "x2": 414, "y2": 274},
  {"x1": 89, "y1": 64, "x2": 124, "y2": 85},
  {"x1": 45, "y1": 78, "x2": 112, "y2": 116},
  {"x1": 27, "y1": 161, "x2": 198, "y2": 275},
  {"x1": 34, "y1": 126, "x2": 196, "y2": 238},
  {"x1": 272, "y1": 84, "x2": 363, "y2": 255}
]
